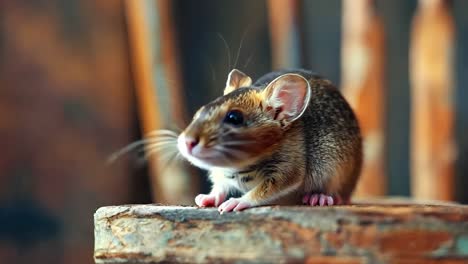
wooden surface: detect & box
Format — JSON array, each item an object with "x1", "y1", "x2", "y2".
[
  {"x1": 341, "y1": 0, "x2": 387, "y2": 198},
  {"x1": 94, "y1": 203, "x2": 468, "y2": 263},
  {"x1": 410, "y1": 0, "x2": 455, "y2": 201}
]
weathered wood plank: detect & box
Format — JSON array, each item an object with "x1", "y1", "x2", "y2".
[
  {"x1": 341, "y1": 0, "x2": 387, "y2": 197},
  {"x1": 95, "y1": 204, "x2": 468, "y2": 263},
  {"x1": 410, "y1": 0, "x2": 455, "y2": 201}
]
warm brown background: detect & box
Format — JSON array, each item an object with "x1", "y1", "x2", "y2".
[
  {"x1": 0, "y1": 1, "x2": 150, "y2": 263},
  {"x1": 1, "y1": 0, "x2": 468, "y2": 263}
]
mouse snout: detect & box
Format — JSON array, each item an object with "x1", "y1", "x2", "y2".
[{"x1": 185, "y1": 136, "x2": 199, "y2": 154}]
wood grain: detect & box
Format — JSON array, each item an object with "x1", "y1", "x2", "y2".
[{"x1": 94, "y1": 204, "x2": 468, "y2": 263}]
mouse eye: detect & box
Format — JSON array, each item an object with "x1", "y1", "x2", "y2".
[{"x1": 223, "y1": 110, "x2": 244, "y2": 126}]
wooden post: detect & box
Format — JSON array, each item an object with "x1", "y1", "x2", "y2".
[
  {"x1": 95, "y1": 203, "x2": 468, "y2": 263},
  {"x1": 410, "y1": 0, "x2": 455, "y2": 201},
  {"x1": 267, "y1": 0, "x2": 301, "y2": 69},
  {"x1": 341, "y1": 0, "x2": 386, "y2": 198},
  {"x1": 125, "y1": 0, "x2": 196, "y2": 204}
]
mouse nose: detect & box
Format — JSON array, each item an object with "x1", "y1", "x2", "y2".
[{"x1": 185, "y1": 137, "x2": 199, "y2": 154}]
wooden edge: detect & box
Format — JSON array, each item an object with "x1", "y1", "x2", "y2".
[{"x1": 95, "y1": 203, "x2": 468, "y2": 263}]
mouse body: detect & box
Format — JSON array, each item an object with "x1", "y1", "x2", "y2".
[{"x1": 177, "y1": 69, "x2": 362, "y2": 213}]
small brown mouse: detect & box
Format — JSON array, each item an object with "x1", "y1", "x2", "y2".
[{"x1": 177, "y1": 69, "x2": 362, "y2": 213}]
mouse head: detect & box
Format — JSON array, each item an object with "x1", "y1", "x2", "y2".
[{"x1": 178, "y1": 69, "x2": 311, "y2": 170}]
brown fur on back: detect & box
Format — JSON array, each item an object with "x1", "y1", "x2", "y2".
[{"x1": 239, "y1": 70, "x2": 362, "y2": 201}]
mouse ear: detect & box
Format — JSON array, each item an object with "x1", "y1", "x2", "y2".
[
  {"x1": 261, "y1": 73, "x2": 311, "y2": 124},
  {"x1": 224, "y1": 69, "x2": 252, "y2": 95}
]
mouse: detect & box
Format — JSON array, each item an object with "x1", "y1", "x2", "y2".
[{"x1": 175, "y1": 68, "x2": 362, "y2": 213}]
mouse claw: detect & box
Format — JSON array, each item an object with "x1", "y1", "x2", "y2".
[
  {"x1": 218, "y1": 198, "x2": 253, "y2": 213},
  {"x1": 302, "y1": 193, "x2": 311, "y2": 204},
  {"x1": 303, "y1": 193, "x2": 342, "y2": 206}
]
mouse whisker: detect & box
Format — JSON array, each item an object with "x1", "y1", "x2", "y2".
[
  {"x1": 225, "y1": 147, "x2": 249, "y2": 160},
  {"x1": 145, "y1": 129, "x2": 179, "y2": 137},
  {"x1": 107, "y1": 138, "x2": 163, "y2": 164},
  {"x1": 166, "y1": 149, "x2": 182, "y2": 166},
  {"x1": 219, "y1": 152, "x2": 237, "y2": 167},
  {"x1": 145, "y1": 142, "x2": 177, "y2": 151},
  {"x1": 218, "y1": 129, "x2": 235, "y2": 137},
  {"x1": 158, "y1": 147, "x2": 177, "y2": 161},
  {"x1": 233, "y1": 27, "x2": 249, "y2": 69},
  {"x1": 211, "y1": 148, "x2": 229, "y2": 164},
  {"x1": 135, "y1": 139, "x2": 174, "y2": 148},
  {"x1": 144, "y1": 134, "x2": 178, "y2": 141},
  {"x1": 217, "y1": 32, "x2": 232, "y2": 71},
  {"x1": 165, "y1": 148, "x2": 183, "y2": 166},
  {"x1": 171, "y1": 126, "x2": 183, "y2": 134},
  {"x1": 175, "y1": 152, "x2": 183, "y2": 161},
  {"x1": 144, "y1": 146, "x2": 175, "y2": 156},
  {"x1": 145, "y1": 140, "x2": 176, "y2": 147},
  {"x1": 147, "y1": 142, "x2": 175, "y2": 151},
  {"x1": 144, "y1": 137, "x2": 178, "y2": 144},
  {"x1": 145, "y1": 134, "x2": 177, "y2": 139},
  {"x1": 144, "y1": 144, "x2": 177, "y2": 159},
  {"x1": 222, "y1": 140, "x2": 256, "y2": 146},
  {"x1": 146, "y1": 128, "x2": 179, "y2": 135},
  {"x1": 144, "y1": 136, "x2": 177, "y2": 142},
  {"x1": 134, "y1": 137, "x2": 176, "y2": 148},
  {"x1": 212, "y1": 146, "x2": 232, "y2": 159},
  {"x1": 213, "y1": 145, "x2": 247, "y2": 161},
  {"x1": 217, "y1": 154, "x2": 229, "y2": 165},
  {"x1": 145, "y1": 139, "x2": 177, "y2": 146}
]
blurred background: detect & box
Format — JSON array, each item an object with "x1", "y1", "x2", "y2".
[{"x1": 1, "y1": 0, "x2": 467, "y2": 263}]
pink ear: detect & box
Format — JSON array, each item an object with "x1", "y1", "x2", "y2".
[
  {"x1": 224, "y1": 69, "x2": 252, "y2": 95},
  {"x1": 262, "y1": 74, "x2": 311, "y2": 123}
]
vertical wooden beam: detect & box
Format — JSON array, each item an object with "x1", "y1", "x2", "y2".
[
  {"x1": 125, "y1": 0, "x2": 196, "y2": 204},
  {"x1": 155, "y1": 0, "x2": 188, "y2": 128},
  {"x1": 410, "y1": 0, "x2": 455, "y2": 201},
  {"x1": 341, "y1": 0, "x2": 386, "y2": 197},
  {"x1": 267, "y1": 0, "x2": 301, "y2": 69}
]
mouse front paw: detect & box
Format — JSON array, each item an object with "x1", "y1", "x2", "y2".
[
  {"x1": 218, "y1": 197, "x2": 253, "y2": 213},
  {"x1": 195, "y1": 192, "x2": 226, "y2": 207}
]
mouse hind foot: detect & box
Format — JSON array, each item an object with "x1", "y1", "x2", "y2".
[{"x1": 302, "y1": 193, "x2": 349, "y2": 206}]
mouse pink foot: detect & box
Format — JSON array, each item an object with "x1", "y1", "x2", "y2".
[
  {"x1": 195, "y1": 192, "x2": 226, "y2": 207},
  {"x1": 302, "y1": 193, "x2": 343, "y2": 206},
  {"x1": 218, "y1": 198, "x2": 253, "y2": 213}
]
